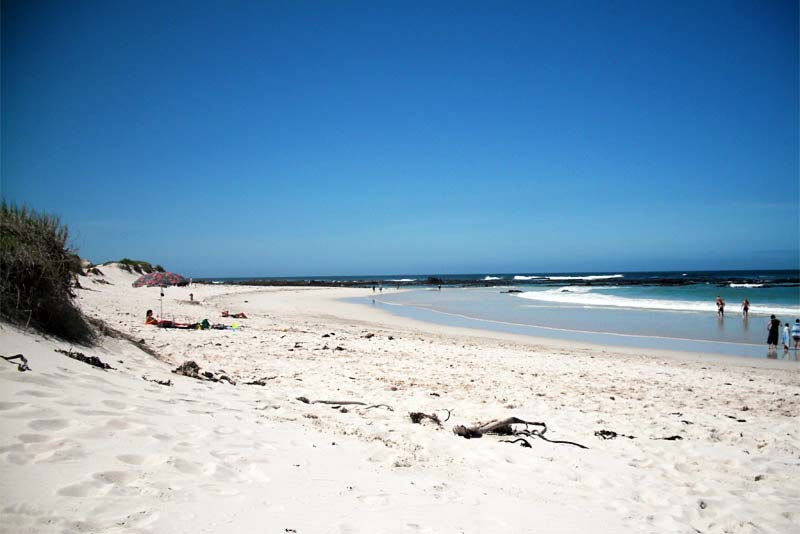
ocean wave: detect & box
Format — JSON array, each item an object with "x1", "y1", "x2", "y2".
[
  {"x1": 553, "y1": 286, "x2": 598, "y2": 293},
  {"x1": 547, "y1": 274, "x2": 624, "y2": 281},
  {"x1": 729, "y1": 283, "x2": 764, "y2": 288},
  {"x1": 513, "y1": 275, "x2": 544, "y2": 280},
  {"x1": 483, "y1": 276, "x2": 502, "y2": 281},
  {"x1": 516, "y1": 289, "x2": 800, "y2": 315},
  {"x1": 388, "y1": 279, "x2": 417, "y2": 282}
]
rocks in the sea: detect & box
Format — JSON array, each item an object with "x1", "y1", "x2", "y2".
[{"x1": 500, "y1": 289, "x2": 523, "y2": 294}]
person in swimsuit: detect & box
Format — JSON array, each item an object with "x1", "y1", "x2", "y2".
[
  {"x1": 767, "y1": 315, "x2": 781, "y2": 350},
  {"x1": 741, "y1": 298, "x2": 750, "y2": 318},
  {"x1": 145, "y1": 309, "x2": 159, "y2": 325},
  {"x1": 716, "y1": 296, "x2": 725, "y2": 317}
]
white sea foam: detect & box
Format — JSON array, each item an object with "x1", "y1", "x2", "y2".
[
  {"x1": 516, "y1": 288, "x2": 800, "y2": 315},
  {"x1": 729, "y1": 283, "x2": 764, "y2": 288},
  {"x1": 388, "y1": 279, "x2": 417, "y2": 282},
  {"x1": 546, "y1": 274, "x2": 624, "y2": 281},
  {"x1": 513, "y1": 275, "x2": 544, "y2": 280},
  {"x1": 554, "y1": 286, "x2": 598, "y2": 293},
  {"x1": 483, "y1": 276, "x2": 502, "y2": 281}
]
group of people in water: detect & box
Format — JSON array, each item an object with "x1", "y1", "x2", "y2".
[
  {"x1": 714, "y1": 295, "x2": 751, "y2": 318},
  {"x1": 715, "y1": 295, "x2": 800, "y2": 353}
]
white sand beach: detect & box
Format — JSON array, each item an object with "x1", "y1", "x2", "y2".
[{"x1": 1, "y1": 264, "x2": 798, "y2": 533}]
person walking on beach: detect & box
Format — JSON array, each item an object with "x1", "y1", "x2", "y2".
[
  {"x1": 781, "y1": 323, "x2": 791, "y2": 352},
  {"x1": 767, "y1": 315, "x2": 781, "y2": 350},
  {"x1": 741, "y1": 298, "x2": 750, "y2": 318},
  {"x1": 716, "y1": 295, "x2": 725, "y2": 317},
  {"x1": 792, "y1": 319, "x2": 800, "y2": 350}
]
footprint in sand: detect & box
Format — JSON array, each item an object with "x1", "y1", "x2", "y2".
[
  {"x1": 0, "y1": 402, "x2": 25, "y2": 411},
  {"x1": 102, "y1": 400, "x2": 127, "y2": 410},
  {"x1": 16, "y1": 390, "x2": 61, "y2": 398},
  {"x1": 74, "y1": 409, "x2": 119, "y2": 417},
  {"x1": 17, "y1": 433, "x2": 51, "y2": 444},
  {"x1": 170, "y1": 457, "x2": 203, "y2": 474},
  {"x1": 28, "y1": 419, "x2": 71, "y2": 431},
  {"x1": 57, "y1": 480, "x2": 102, "y2": 498},
  {"x1": 6, "y1": 452, "x2": 34, "y2": 465},
  {"x1": 93, "y1": 470, "x2": 137, "y2": 485},
  {"x1": 117, "y1": 454, "x2": 166, "y2": 467},
  {"x1": 104, "y1": 418, "x2": 132, "y2": 430}
]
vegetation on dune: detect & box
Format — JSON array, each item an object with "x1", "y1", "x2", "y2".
[
  {"x1": 104, "y1": 258, "x2": 165, "y2": 274},
  {"x1": 0, "y1": 201, "x2": 94, "y2": 343}
]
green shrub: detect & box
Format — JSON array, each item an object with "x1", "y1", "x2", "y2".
[
  {"x1": 106, "y1": 258, "x2": 162, "y2": 274},
  {"x1": 0, "y1": 202, "x2": 93, "y2": 343}
]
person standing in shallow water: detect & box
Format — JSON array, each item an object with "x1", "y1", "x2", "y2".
[
  {"x1": 741, "y1": 298, "x2": 750, "y2": 318},
  {"x1": 792, "y1": 319, "x2": 800, "y2": 350},
  {"x1": 767, "y1": 314, "x2": 781, "y2": 350},
  {"x1": 781, "y1": 323, "x2": 791, "y2": 352},
  {"x1": 716, "y1": 296, "x2": 725, "y2": 317}
]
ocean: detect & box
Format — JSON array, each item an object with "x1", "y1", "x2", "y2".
[{"x1": 347, "y1": 270, "x2": 800, "y2": 359}]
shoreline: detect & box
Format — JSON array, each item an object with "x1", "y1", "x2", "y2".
[
  {"x1": 344, "y1": 287, "x2": 800, "y2": 362},
  {"x1": 1, "y1": 265, "x2": 798, "y2": 533},
  {"x1": 223, "y1": 285, "x2": 794, "y2": 369}
]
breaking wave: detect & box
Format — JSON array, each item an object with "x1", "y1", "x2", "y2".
[
  {"x1": 546, "y1": 274, "x2": 624, "y2": 281},
  {"x1": 483, "y1": 276, "x2": 502, "y2": 281},
  {"x1": 516, "y1": 288, "x2": 800, "y2": 315},
  {"x1": 729, "y1": 283, "x2": 764, "y2": 288},
  {"x1": 513, "y1": 275, "x2": 544, "y2": 280}
]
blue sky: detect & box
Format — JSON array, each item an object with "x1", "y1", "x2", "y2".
[{"x1": 2, "y1": 0, "x2": 798, "y2": 277}]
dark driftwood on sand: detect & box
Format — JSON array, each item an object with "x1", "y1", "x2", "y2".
[
  {"x1": 142, "y1": 375, "x2": 172, "y2": 386},
  {"x1": 409, "y1": 409, "x2": 451, "y2": 426},
  {"x1": 595, "y1": 429, "x2": 636, "y2": 440},
  {"x1": 295, "y1": 397, "x2": 394, "y2": 411},
  {"x1": 1, "y1": 354, "x2": 30, "y2": 372},
  {"x1": 55, "y1": 349, "x2": 114, "y2": 370},
  {"x1": 172, "y1": 360, "x2": 237, "y2": 385},
  {"x1": 453, "y1": 417, "x2": 588, "y2": 449}
]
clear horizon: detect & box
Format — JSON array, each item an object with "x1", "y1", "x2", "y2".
[
  {"x1": 185, "y1": 268, "x2": 799, "y2": 280},
  {"x1": 2, "y1": 1, "x2": 798, "y2": 277}
]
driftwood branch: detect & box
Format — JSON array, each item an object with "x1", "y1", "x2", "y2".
[
  {"x1": 172, "y1": 360, "x2": 237, "y2": 385},
  {"x1": 245, "y1": 376, "x2": 278, "y2": 386},
  {"x1": 55, "y1": 349, "x2": 114, "y2": 370},
  {"x1": 595, "y1": 429, "x2": 636, "y2": 440},
  {"x1": 409, "y1": 409, "x2": 452, "y2": 427},
  {"x1": 142, "y1": 375, "x2": 172, "y2": 386},
  {"x1": 453, "y1": 417, "x2": 588, "y2": 449},
  {"x1": 1, "y1": 354, "x2": 30, "y2": 372},
  {"x1": 295, "y1": 397, "x2": 394, "y2": 411}
]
